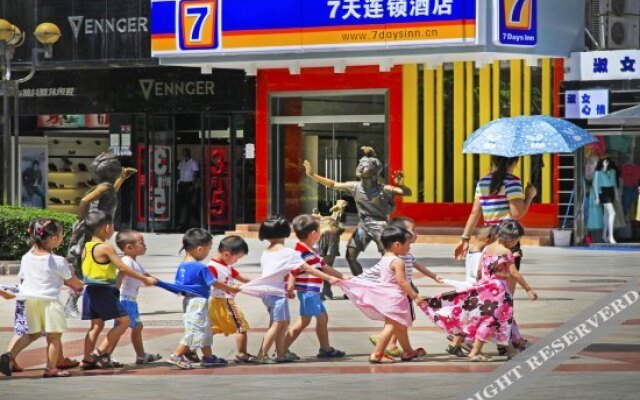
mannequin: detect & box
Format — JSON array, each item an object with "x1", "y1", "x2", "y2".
[{"x1": 593, "y1": 158, "x2": 618, "y2": 244}]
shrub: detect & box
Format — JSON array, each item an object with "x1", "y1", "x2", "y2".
[{"x1": 0, "y1": 206, "x2": 77, "y2": 260}]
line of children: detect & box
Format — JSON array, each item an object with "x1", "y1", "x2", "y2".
[{"x1": 1, "y1": 214, "x2": 538, "y2": 374}]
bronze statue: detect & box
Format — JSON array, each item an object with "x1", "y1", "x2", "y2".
[
  {"x1": 65, "y1": 151, "x2": 136, "y2": 317},
  {"x1": 303, "y1": 146, "x2": 411, "y2": 276},
  {"x1": 312, "y1": 199, "x2": 347, "y2": 299}
]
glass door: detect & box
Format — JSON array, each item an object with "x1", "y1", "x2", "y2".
[
  {"x1": 136, "y1": 116, "x2": 175, "y2": 232},
  {"x1": 271, "y1": 118, "x2": 386, "y2": 222}
]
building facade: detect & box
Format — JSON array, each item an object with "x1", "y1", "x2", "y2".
[{"x1": 1, "y1": 0, "x2": 255, "y2": 232}]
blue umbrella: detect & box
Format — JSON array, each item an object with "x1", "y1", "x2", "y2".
[{"x1": 463, "y1": 115, "x2": 597, "y2": 156}]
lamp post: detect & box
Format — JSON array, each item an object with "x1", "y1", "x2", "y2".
[{"x1": 0, "y1": 20, "x2": 60, "y2": 205}]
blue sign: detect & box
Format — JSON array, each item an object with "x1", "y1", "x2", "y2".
[{"x1": 493, "y1": 0, "x2": 537, "y2": 47}]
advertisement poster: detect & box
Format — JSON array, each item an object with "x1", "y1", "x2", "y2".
[
  {"x1": 137, "y1": 145, "x2": 173, "y2": 223},
  {"x1": 207, "y1": 145, "x2": 231, "y2": 226},
  {"x1": 37, "y1": 114, "x2": 86, "y2": 128},
  {"x1": 20, "y1": 144, "x2": 48, "y2": 209}
]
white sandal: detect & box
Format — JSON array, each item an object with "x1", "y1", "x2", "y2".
[{"x1": 136, "y1": 353, "x2": 163, "y2": 364}]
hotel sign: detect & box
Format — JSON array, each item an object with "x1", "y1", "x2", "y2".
[{"x1": 151, "y1": 0, "x2": 479, "y2": 56}]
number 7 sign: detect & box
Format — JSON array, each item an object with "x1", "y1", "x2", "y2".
[{"x1": 179, "y1": 0, "x2": 219, "y2": 50}]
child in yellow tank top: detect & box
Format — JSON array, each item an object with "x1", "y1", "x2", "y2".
[{"x1": 80, "y1": 211, "x2": 156, "y2": 370}]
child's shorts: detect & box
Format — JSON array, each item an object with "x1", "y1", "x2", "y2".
[
  {"x1": 120, "y1": 297, "x2": 142, "y2": 328},
  {"x1": 82, "y1": 285, "x2": 128, "y2": 321},
  {"x1": 297, "y1": 291, "x2": 326, "y2": 317},
  {"x1": 209, "y1": 297, "x2": 249, "y2": 336},
  {"x1": 25, "y1": 298, "x2": 67, "y2": 334},
  {"x1": 180, "y1": 297, "x2": 213, "y2": 349},
  {"x1": 261, "y1": 294, "x2": 290, "y2": 322}
]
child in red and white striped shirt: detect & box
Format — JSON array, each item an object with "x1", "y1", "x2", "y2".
[{"x1": 283, "y1": 214, "x2": 347, "y2": 359}]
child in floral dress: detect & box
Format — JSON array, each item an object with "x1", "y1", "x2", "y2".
[{"x1": 420, "y1": 220, "x2": 538, "y2": 361}]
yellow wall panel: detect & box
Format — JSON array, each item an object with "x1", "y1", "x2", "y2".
[
  {"x1": 522, "y1": 63, "x2": 531, "y2": 187},
  {"x1": 541, "y1": 59, "x2": 552, "y2": 204},
  {"x1": 465, "y1": 61, "x2": 475, "y2": 202},
  {"x1": 479, "y1": 65, "x2": 492, "y2": 177},
  {"x1": 402, "y1": 64, "x2": 419, "y2": 202}
]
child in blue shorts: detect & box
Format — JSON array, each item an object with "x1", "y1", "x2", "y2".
[
  {"x1": 115, "y1": 230, "x2": 162, "y2": 364},
  {"x1": 284, "y1": 214, "x2": 347, "y2": 359},
  {"x1": 251, "y1": 216, "x2": 340, "y2": 364}
]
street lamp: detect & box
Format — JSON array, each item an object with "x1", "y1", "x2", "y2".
[{"x1": 0, "y1": 20, "x2": 60, "y2": 206}]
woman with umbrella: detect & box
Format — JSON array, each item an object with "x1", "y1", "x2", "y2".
[{"x1": 436, "y1": 116, "x2": 596, "y2": 358}]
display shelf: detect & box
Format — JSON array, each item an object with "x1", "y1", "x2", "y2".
[{"x1": 47, "y1": 204, "x2": 80, "y2": 214}]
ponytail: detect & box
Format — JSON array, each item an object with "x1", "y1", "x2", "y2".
[
  {"x1": 27, "y1": 219, "x2": 63, "y2": 251},
  {"x1": 489, "y1": 156, "x2": 519, "y2": 195}
]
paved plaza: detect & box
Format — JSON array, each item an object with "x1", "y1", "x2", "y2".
[{"x1": 1, "y1": 234, "x2": 639, "y2": 399}]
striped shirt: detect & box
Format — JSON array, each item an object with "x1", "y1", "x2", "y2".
[
  {"x1": 291, "y1": 243, "x2": 326, "y2": 293},
  {"x1": 355, "y1": 253, "x2": 417, "y2": 282},
  {"x1": 207, "y1": 259, "x2": 240, "y2": 299},
  {"x1": 475, "y1": 173, "x2": 525, "y2": 226}
]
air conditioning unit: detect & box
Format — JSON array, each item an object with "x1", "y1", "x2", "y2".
[{"x1": 600, "y1": 0, "x2": 640, "y2": 49}]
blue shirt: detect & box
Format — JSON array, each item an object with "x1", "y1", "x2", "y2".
[{"x1": 174, "y1": 261, "x2": 217, "y2": 298}]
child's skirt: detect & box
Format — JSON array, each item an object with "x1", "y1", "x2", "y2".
[
  {"x1": 338, "y1": 280, "x2": 412, "y2": 327},
  {"x1": 180, "y1": 297, "x2": 213, "y2": 349}
]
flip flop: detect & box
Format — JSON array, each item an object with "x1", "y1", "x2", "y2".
[{"x1": 369, "y1": 352, "x2": 395, "y2": 364}]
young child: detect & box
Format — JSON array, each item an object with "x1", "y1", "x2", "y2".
[
  {"x1": 283, "y1": 214, "x2": 347, "y2": 360},
  {"x1": 421, "y1": 220, "x2": 538, "y2": 361},
  {"x1": 340, "y1": 226, "x2": 426, "y2": 363},
  {"x1": 80, "y1": 211, "x2": 157, "y2": 370},
  {"x1": 168, "y1": 228, "x2": 241, "y2": 370},
  {"x1": 115, "y1": 230, "x2": 162, "y2": 365},
  {"x1": 0, "y1": 219, "x2": 83, "y2": 378},
  {"x1": 367, "y1": 217, "x2": 443, "y2": 357},
  {"x1": 250, "y1": 216, "x2": 340, "y2": 364},
  {"x1": 207, "y1": 235, "x2": 254, "y2": 364},
  {"x1": 0, "y1": 284, "x2": 79, "y2": 373},
  {"x1": 465, "y1": 226, "x2": 498, "y2": 284}
]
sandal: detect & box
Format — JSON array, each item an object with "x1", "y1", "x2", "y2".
[
  {"x1": 369, "y1": 352, "x2": 395, "y2": 364},
  {"x1": 446, "y1": 345, "x2": 466, "y2": 358},
  {"x1": 57, "y1": 357, "x2": 80, "y2": 370},
  {"x1": 80, "y1": 358, "x2": 99, "y2": 371},
  {"x1": 234, "y1": 353, "x2": 255, "y2": 364},
  {"x1": 401, "y1": 348, "x2": 427, "y2": 362},
  {"x1": 248, "y1": 355, "x2": 276, "y2": 364},
  {"x1": 43, "y1": 368, "x2": 71, "y2": 378},
  {"x1": 469, "y1": 354, "x2": 490, "y2": 362},
  {"x1": 0, "y1": 353, "x2": 13, "y2": 376},
  {"x1": 136, "y1": 353, "x2": 163, "y2": 365},
  {"x1": 317, "y1": 347, "x2": 346, "y2": 358},
  {"x1": 184, "y1": 351, "x2": 201, "y2": 363}
]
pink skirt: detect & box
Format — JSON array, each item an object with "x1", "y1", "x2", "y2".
[{"x1": 338, "y1": 280, "x2": 412, "y2": 327}]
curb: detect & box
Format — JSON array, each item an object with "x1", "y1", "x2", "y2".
[{"x1": 0, "y1": 261, "x2": 20, "y2": 275}]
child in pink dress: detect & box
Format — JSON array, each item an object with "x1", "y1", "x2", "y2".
[
  {"x1": 420, "y1": 220, "x2": 538, "y2": 361},
  {"x1": 339, "y1": 226, "x2": 426, "y2": 363}
]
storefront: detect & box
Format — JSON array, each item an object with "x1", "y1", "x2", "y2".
[
  {"x1": 2, "y1": 0, "x2": 255, "y2": 232},
  {"x1": 563, "y1": 50, "x2": 640, "y2": 243},
  {"x1": 153, "y1": 0, "x2": 585, "y2": 229}
]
